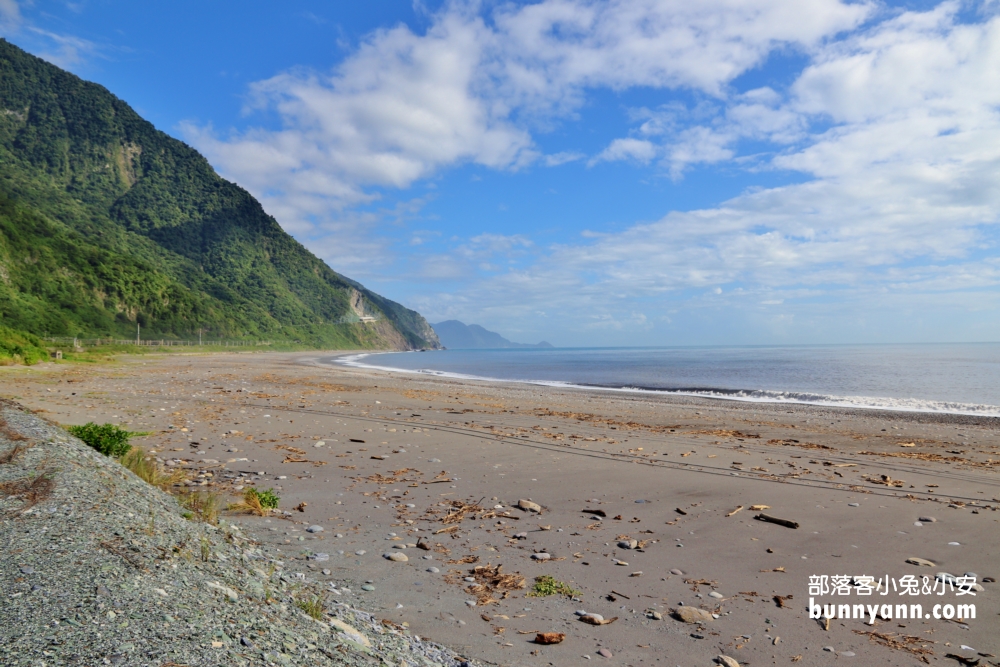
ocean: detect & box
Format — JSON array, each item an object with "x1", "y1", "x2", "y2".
[{"x1": 331, "y1": 343, "x2": 1000, "y2": 417}]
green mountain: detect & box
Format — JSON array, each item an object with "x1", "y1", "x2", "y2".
[{"x1": 0, "y1": 39, "x2": 440, "y2": 350}]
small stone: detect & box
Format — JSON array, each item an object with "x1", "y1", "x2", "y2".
[
  {"x1": 673, "y1": 607, "x2": 713, "y2": 623},
  {"x1": 840, "y1": 651, "x2": 855, "y2": 657},
  {"x1": 514, "y1": 532, "x2": 528, "y2": 539},
  {"x1": 823, "y1": 646, "x2": 835, "y2": 652},
  {"x1": 582, "y1": 613, "x2": 604, "y2": 622},
  {"x1": 709, "y1": 591, "x2": 724, "y2": 599},
  {"x1": 648, "y1": 611, "x2": 663, "y2": 620},
  {"x1": 314, "y1": 441, "x2": 325, "y2": 447},
  {"x1": 19, "y1": 566, "x2": 33, "y2": 575},
  {"x1": 716, "y1": 656, "x2": 740, "y2": 667},
  {"x1": 919, "y1": 516, "x2": 937, "y2": 523},
  {"x1": 617, "y1": 539, "x2": 638, "y2": 550},
  {"x1": 464, "y1": 577, "x2": 476, "y2": 582},
  {"x1": 241, "y1": 636, "x2": 255, "y2": 648},
  {"x1": 906, "y1": 557, "x2": 935, "y2": 567},
  {"x1": 465, "y1": 600, "x2": 477, "y2": 607},
  {"x1": 384, "y1": 552, "x2": 409, "y2": 562},
  {"x1": 355, "y1": 550, "x2": 366, "y2": 556},
  {"x1": 531, "y1": 553, "x2": 551, "y2": 561},
  {"x1": 575, "y1": 610, "x2": 588, "y2": 616},
  {"x1": 322, "y1": 569, "x2": 331, "y2": 575},
  {"x1": 848, "y1": 503, "x2": 860, "y2": 507},
  {"x1": 948, "y1": 542, "x2": 961, "y2": 546},
  {"x1": 427, "y1": 567, "x2": 440, "y2": 573},
  {"x1": 670, "y1": 568, "x2": 684, "y2": 576},
  {"x1": 306, "y1": 525, "x2": 324, "y2": 533},
  {"x1": 361, "y1": 584, "x2": 376, "y2": 591},
  {"x1": 597, "y1": 648, "x2": 613, "y2": 658},
  {"x1": 518, "y1": 499, "x2": 542, "y2": 513},
  {"x1": 309, "y1": 553, "x2": 330, "y2": 562}
]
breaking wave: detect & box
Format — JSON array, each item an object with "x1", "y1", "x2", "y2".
[{"x1": 333, "y1": 353, "x2": 1000, "y2": 417}]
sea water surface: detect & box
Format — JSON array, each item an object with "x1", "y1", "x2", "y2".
[{"x1": 332, "y1": 344, "x2": 1000, "y2": 417}]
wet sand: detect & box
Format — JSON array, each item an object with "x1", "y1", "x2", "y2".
[{"x1": 3, "y1": 350, "x2": 998, "y2": 666}]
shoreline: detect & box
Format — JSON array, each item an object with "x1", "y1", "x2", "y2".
[
  {"x1": 331, "y1": 349, "x2": 1000, "y2": 422},
  {"x1": 3, "y1": 350, "x2": 998, "y2": 666}
]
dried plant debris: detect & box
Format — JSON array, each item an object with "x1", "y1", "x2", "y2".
[
  {"x1": 863, "y1": 474, "x2": 905, "y2": 487},
  {"x1": 460, "y1": 564, "x2": 526, "y2": 605},
  {"x1": 0, "y1": 470, "x2": 55, "y2": 517},
  {"x1": 767, "y1": 438, "x2": 835, "y2": 450},
  {"x1": 853, "y1": 630, "x2": 935, "y2": 658}
]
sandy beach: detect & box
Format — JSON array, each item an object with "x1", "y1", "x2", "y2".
[{"x1": 2, "y1": 350, "x2": 998, "y2": 666}]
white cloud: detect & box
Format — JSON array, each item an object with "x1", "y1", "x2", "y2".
[
  {"x1": 0, "y1": 0, "x2": 21, "y2": 28},
  {"x1": 189, "y1": 0, "x2": 871, "y2": 260},
  {"x1": 590, "y1": 137, "x2": 657, "y2": 165}
]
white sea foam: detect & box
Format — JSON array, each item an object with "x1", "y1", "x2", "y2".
[{"x1": 333, "y1": 353, "x2": 1000, "y2": 417}]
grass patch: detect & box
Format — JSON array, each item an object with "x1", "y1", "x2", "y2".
[
  {"x1": 228, "y1": 487, "x2": 280, "y2": 516},
  {"x1": 66, "y1": 422, "x2": 134, "y2": 457},
  {"x1": 294, "y1": 591, "x2": 326, "y2": 620},
  {"x1": 180, "y1": 490, "x2": 222, "y2": 525},
  {"x1": 527, "y1": 575, "x2": 581, "y2": 598},
  {"x1": 119, "y1": 446, "x2": 186, "y2": 490}
]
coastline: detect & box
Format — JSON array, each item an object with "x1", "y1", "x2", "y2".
[{"x1": 3, "y1": 351, "x2": 998, "y2": 666}]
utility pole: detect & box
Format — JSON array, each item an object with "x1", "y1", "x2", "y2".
[
  {"x1": 136, "y1": 322, "x2": 140, "y2": 345},
  {"x1": 199, "y1": 328, "x2": 202, "y2": 346}
]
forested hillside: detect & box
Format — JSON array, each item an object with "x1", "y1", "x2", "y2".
[{"x1": 0, "y1": 39, "x2": 439, "y2": 350}]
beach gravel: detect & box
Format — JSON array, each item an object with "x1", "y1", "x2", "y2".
[{"x1": 0, "y1": 400, "x2": 478, "y2": 667}]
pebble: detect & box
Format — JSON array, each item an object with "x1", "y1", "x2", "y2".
[
  {"x1": 309, "y1": 553, "x2": 330, "y2": 562},
  {"x1": 848, "y1": 503, "x2": 860, "y2": 507},
  {"x1": 314, "y1": 441, "x2": 325, "y2": 447},
  {"x1": 709, "y1": 591, "x2": 724, "y2": 599},
  {"x1": 355, "y1": 550, "x2": 366, "y2": 556},
  {"x1": 617, "y1": 539, "x2": 638, "y2": 549},
  {"x1": 405, "y1": 503, "x2": 416, "y2": 508},
  {"x1": 428, "y1": 458, "x2": 441, "y2": 463},
  {"x1": 670, "y1": 568, "x2": 684, "y2": 576},
  {"x1": 634, "y1": 499, "x2": 647, "y2": 504},
  {"x1": 948, "y1": 542, "x2": 961, "y2": 546},
  {"x1": 648, "y1": 611, "x2": 663, "y2": 620},
  {"x1": 306, "y1": 525, "x2": 324, "y2": 533},
  {"x1": 673, "y1": 606, "x2": 713, "y2": 623},
  {"x1": 427, "y1": 567, "x2": 440, "y2": 573},
  {"x1": 361, "y1": 584, "x2": 376, "y2": 591},
  {"x1": 518, "y1": 499, "x2": 542, "y2": 513},
  {"x1": 384, "y1": 552, "x2": 409, "y2": 562},
  {"x1": 575, "y1": 610, "x2": 588, "y2": 616},
  {"x1": 905, "y1": 557, "x2": 935, "y2": 567},
  {"x1": 322, "y1": 569, "x2": 331, "y2": 575},
  {"x1": 19, "y1": 566, "x2": 34, "y2": 575},
  {"x1": 514, "y1": 532, "x2": 528, "y2": 539},
  {"x1": 422, "y1": 555, "x2": 433, "y2": 560},
  {"x1": 465, "y1": 600, "x2": 476, "y2": 607},
  {"x1": 597, "y1": 648, "x2": 613, "y2": 658},
  {"x1": 840, "y1": 651, "x2": 855, "y2": 657},
  {"x1": 464, "y1": 577, "x2": 476, "y2": 582},
  {"x1": 531, "y1": 553, "x2": 551, "y2": 561},
  {"x1": 716, "y1": 656, "x2": 739, "y2": 667},
  {"x1": 823, "y1": 646, "x2": 835, "y2": 652},
  {"x1": 582, "y1": 614, "x2": 604, "y2": 622}
]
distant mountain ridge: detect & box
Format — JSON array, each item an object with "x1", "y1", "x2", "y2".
[
  {"x1": 432, "y1": 320, "x2": 552, "y2": 349},
  {"x1": 0, "y1": 39, "x2": 440, "y2": 350}
]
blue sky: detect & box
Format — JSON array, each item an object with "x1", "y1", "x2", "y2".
[{"x1": 3, "y1": 0, "x2": 1000, "y2": 346}]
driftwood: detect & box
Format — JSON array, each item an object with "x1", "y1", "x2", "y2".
[{"x1": 754, "y1": 513, "x2": 799, "y2": 529}]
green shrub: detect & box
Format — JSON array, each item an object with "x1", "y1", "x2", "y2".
[
  {"x1": 249, "y1": 487, "x2": 280, "y2": 510},
  {"x1": 66, "y1": 422, "x2": 133, "y2": 457},
  {"x1": 527, "y1": 575, "x2": 581, "y2": 598}
]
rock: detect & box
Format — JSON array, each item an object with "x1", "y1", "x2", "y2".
[
  {"x1": 709, "y1": 591, "x2": 724, "y2": 599},
  {"x1": 355, "y1": 550, "x2": 366, "y2": 556},
  {"x1": 673, "y1": 607, "x2": 713, "y2": 623},
  {"x1": 427, "y1": 567, "x2": 440, "y2": 573},
  {"x1": 919, "y1": 516, "x2": 937, "y2": 523},
  {"x1": 840, "y1": 651, "x2": 855, "y2": 657},
  {"x1": 19, "y1": 566, "x2": 34, "y2": 575},
  {"x1": 314, "y1": 441, "x2": 325, "y2": 447},
  {"x1": 329, "y1": 619, "x2": 372, "y2": 647},
  {"x1": 531, "y1": 553, "x2": 551, "y2": 561},
  {"x1": 670, "y1": 568, "x2": 684, "y2": 576},
  {"x1": 823, "y1": 646, "x2": 835, "y2": 652},
  {"x1": 648, "y1": 611, "x2": 663, "y2": 620},
  {"x1": 361, "y1": 584, "x2": 376, "y2": 591},
  {"x1": 535, "y1": 632, "x2": 565, "y2": 645},
  {"x1": 597, "y1": 648, "x2": 613, "y2": 658},
  {"x1": 205, "y1": 581, "x2": 238, "y2": 601},
  {"x1": 575, "y1": 610, "x2": 588, "y2": 616},
  {"x1": 465, "y1": 600, "x2": 476, "y2": 607},
  {"x1": 580, "y1": 614, "x2": 617, "y2": 625},
  {"x1": 322, "y1": 569, "x2": 331, "y2": 575},
  {"x1": 241, "y1": 636, "x2": 255, "y2": 648},
  {"x1": 514, "y1": 532, "x2": 528, "y2": 539},
  {"x1": 716, "y1": 656, "x2": 740, "y2": 667},
  {"x1": 384, "y1": 552, "x2": 409, "y2": 562},
  {"x1": 848, "y1": 503, "x2": 860, "y2": 507},
  {"x1": 306, "y1": 525, "x2": 324, "y2": 533},
  {"x1": 309, "y1": 553, "x2": 330, "y2": 562},
  {"x1": 582, "y1": 614, "x2": 604, "y2": 622},
  {"x1": 464, "y1": 577, "x2": 476, "y2": 582},
  {"x1": 936, "y1": 572, "x2": 956, "y2": 584},
  {"x1": 518, "y1": 499, "x2": 542, "y2": 513},
  {"x1": 617, "y1": 539, "x2": 638, "y2": 549},
  {"x1": 906, "y1": 557, "x2": 936, "y2": 567}
]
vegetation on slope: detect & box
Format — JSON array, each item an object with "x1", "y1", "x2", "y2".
[{"x1": 0, "y1": 38, "x2": 439, "y2": 350}]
